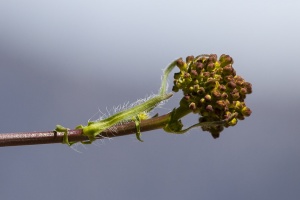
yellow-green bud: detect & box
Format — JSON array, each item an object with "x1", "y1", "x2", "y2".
[
  {"x1": 241, "y1": 107, "x2": 252, "y2": 117},
  {"x1": 204, "y1": 94, "x2": 212, "y2": 102},
  {"x1": 228, "y1": 118, "x2": 237, "y2": 126}
]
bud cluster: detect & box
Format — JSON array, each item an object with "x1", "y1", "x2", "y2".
[{"x1": 172, "y1": 54, "x2": 252, "y2": 137}]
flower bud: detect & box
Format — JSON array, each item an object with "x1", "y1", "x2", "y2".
[
  {"x1": 231, "y1": 91, "x2": 240, "y2": 100},
  {"x1": 184, "y1": 72, "x2": 191, "y2": 79},
  {"x1": 197, "y1": 87, "x2": 205, "y2": 94},
  {"x1": 191, "y1": 70, "x2": 198, "y2": 77},
  {"x1": 232, "y1": 69, "x2": 236, "y2": 76},
  {"x1": 219, "y1": 54, "x2": 233, "y2": 67},
  {"x1": 205, "y1": 78, "x2": 216, "y2": 88},
  {"x1": 223, "y1": 65, "x2": 233, "y2": 74},
  {"x1": 241, "y1": 107, "x2": 252, "y2": 117},
  {"x1": 227, "y1": 81, "x2": 236, "y2": 89},
  {"x1": 234, "y1": 101, "x2": 243, "y2": 110},
  {"x1": 176, "y1": 58, "x2": 186, "y2": 70},
  {"x1": 228, "y1": 118, "x2": 237, "y2": 126},
  {"x1": 221, "y1": 92, "x2": 228, "y2": 99},
  {"x1": 240, "y1": 88, "x2": 247, "y2": 95},
  {"x1": 219, "y1": 84, "x2": 226, "y2": 91},
  {"x1": 186, "y1": 55, "x2": 194, "y2": 63},
  {"x1": 189, "y1": 102, "x2": 197, "y2": 110},
  {"x1": 244, "y1": 82, "x2": 252, "y2": 94},
  {"x1": 208, "y1": 54, "x2": 217, "y2": 62},
  {"x1": 203, "y1": 72, "x2": 210, "y2": 78},
  {"x1": 236, "y1": 81, "x2": 244, "y2": 87},
  {"x1": 206, "y1": 105, "x2": 214, "y2": 112},
  {"x1": 184, "y1": 94, "x2": 190, "y2": 101},
  {"x1": 212, "y1": 90, "x2": 221, "y2": 99},
  {"x1": 204, "y1": 94, "x2": 212, "y2": 102},
  {"x1": 224, "y1": 75, "x2": 234, "y2": 82},
  {"x1": 216, "y1": 100, "x2": 226, "y2": 110},
  {"x1": 193, "y1": 84, "x2": 200, "y2": 91},
  {"x1": 196, "y1": 62, "x2": 204, "y2": 71},
  {"x1": 207, "y1": 63, "x2": 215, "y2": 71},
  {"x1": 235, "y1": 75, "x2": 244, "y2": 81}
]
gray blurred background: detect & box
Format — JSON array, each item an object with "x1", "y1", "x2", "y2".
[{"x1": 1, "y1": 0, "x2": 299, "y2": 199}]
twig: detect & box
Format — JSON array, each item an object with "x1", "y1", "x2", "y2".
[{"x1": 0, "y1": 113, "x2": 170, "y2": 147}]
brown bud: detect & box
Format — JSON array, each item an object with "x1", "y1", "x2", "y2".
[
  {"x1": 196, "y1": 62, "x2": 204, "y2": 71},
  {"x1": 227, "y1": 81, "x2": 236, "y2": 89},
  {"x1": 208, "y1": 54, "x2": 217, "y2": 62},
  {"x1": 197, "y1": 87, "x2": 205, "y2": 94},
  {"x1": 207, "y1": 63, "x2": 215, "y2": 71},
  {"x1": 236, "y1": 80, "x2": 244, "y2": 86},
  {"x1": 235, "y1": 75, "x2": 244, "y2": 81},
  {"x1": 244, "y1": 82, "x2": 252, "y2": 94},
  {"x1": 186, "y1": 55, "x2": 194, "y2": 63},
  {"x1": 190, "y1": 70, "x2": 198, "y2": 77},
  {"x1": 240, "y1": 88, "x2": 247, "y2": 95},
  {"x1": 216, "y1": 100, "x2": 226, "y2": 109},
  {"x1": 184, "y1": 72, "x2": 191, "y2": 78},
  {"x1": 189, "y1": 102, "x2": 197, "y2": 110},
  {"x1": 184, "y1": 95, "x2": 190, "y2": 101},
  {"x1": 232, "y1": 69, "x2": 236, "y2": 76},
  {"x1": 223, "y1": 65, "x2": 233, "y2": 74},
  {"x1": 224, "y1": 75, "x2": 234, "y2": 82},
  {"x1": 203, "y1": 72, "x2": 210, "y2": 78},
  {"x1": 221, "y1": 92, "x2": 228, "y2": 99},
  {"x1": 206, "y1": 105, "x2": 214, "y2": 112},
  {"x1": 212, "y1": 90, "x2": 221, "y2": 99},
  {"x1": 219, "y1": 84, "x2": 226, "y2": 92},
  {"x1": 176, "y1": 58, "x2": 185, "y2": 68},
  {"x1": 219, "y1": 54, "x2": 233, "y2": 66}
]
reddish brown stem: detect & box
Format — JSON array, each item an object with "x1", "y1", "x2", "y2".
[{"x1": 0, "y1": 113, "x2": 171, "y2": 147}]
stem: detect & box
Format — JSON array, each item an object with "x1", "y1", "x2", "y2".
[
  {"x1": 171, "y1": 105, "x2": 193, "y2": 121},
  {"x1": 0, "y1": 113, "x2": 172, "y2": 147}
]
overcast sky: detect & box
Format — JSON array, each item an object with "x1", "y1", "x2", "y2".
[{"x1": 1, "y1": 1, "x2": 300, "y2": 200}]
